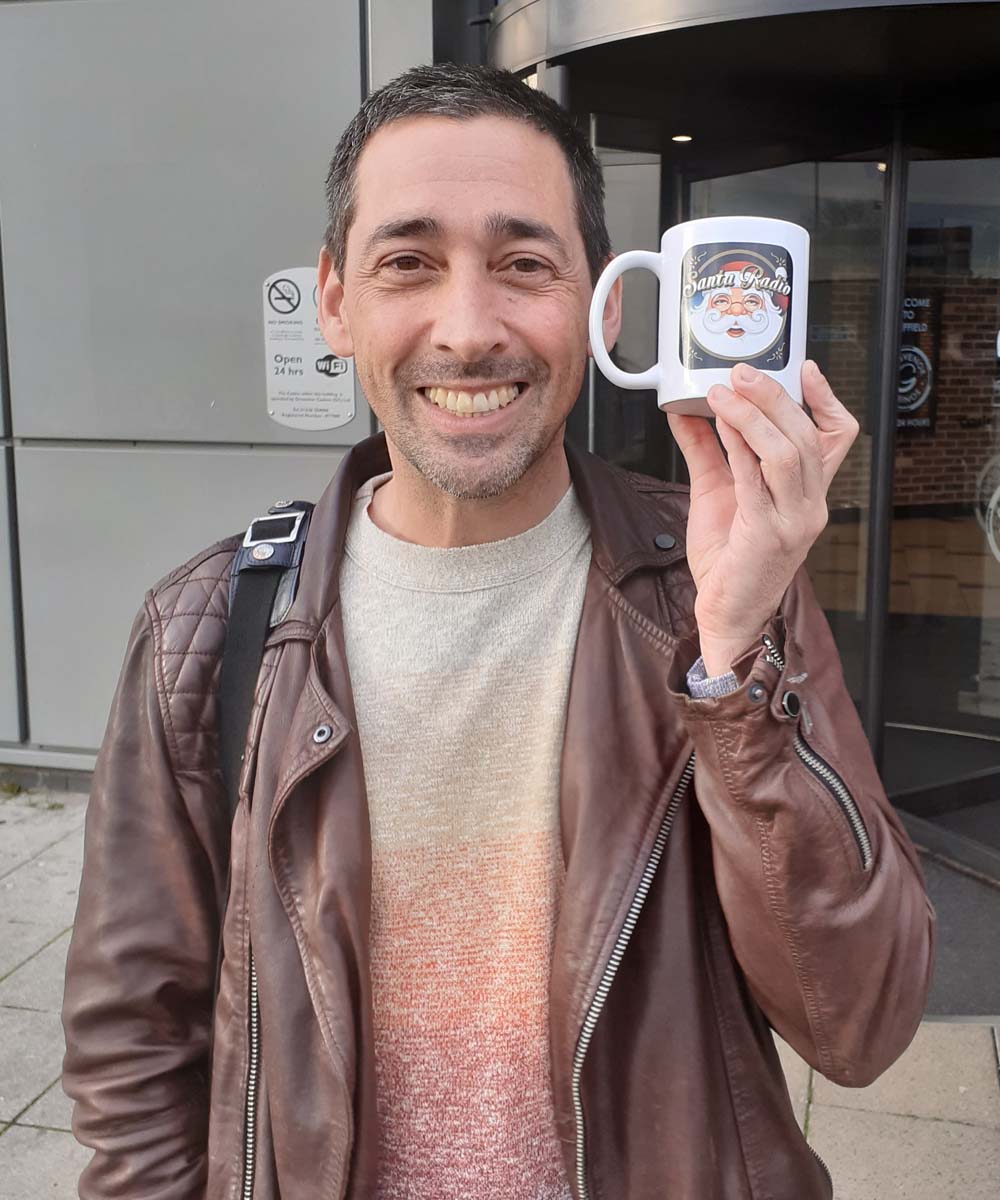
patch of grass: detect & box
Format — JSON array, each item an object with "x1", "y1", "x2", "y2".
[{"x1": 0, "y1": 780, "x2": 24, "y2": 798}]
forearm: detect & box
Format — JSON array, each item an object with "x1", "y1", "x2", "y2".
[{"x1": 669, "y1": 568, "x2": 936, "y2": 1085}]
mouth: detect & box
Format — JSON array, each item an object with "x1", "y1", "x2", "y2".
[
  {"x1": 419, "y1": 382, "x2": 525, "y2": 417},
  {"x1": 726, "y1": 327, "x2": 746, "y2": 338}
]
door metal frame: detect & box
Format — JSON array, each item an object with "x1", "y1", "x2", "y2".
[
  {"x1": 864, "y1": 116, "x2": 908, "y2": 766},
  {"x1": 0, "y1": 212, "x2": 30, "y2": 744}
]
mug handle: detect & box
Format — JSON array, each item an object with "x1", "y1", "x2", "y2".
[{"x1": 588, "y1": 250, "x2": 662, "y2": 390}]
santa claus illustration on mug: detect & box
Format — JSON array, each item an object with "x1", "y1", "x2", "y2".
[{"x1": 681, "y1": 246, "x2": 792, "y2": 369}]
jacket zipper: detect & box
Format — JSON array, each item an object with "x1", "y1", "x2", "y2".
[
  {"x1": 570, "y1": 754, "x2": 695, "y2": 1200},
  {"x1": 242, "y1": 949, "x2": 261, "y2": 1199},
  {"x1": 762, "y1": 634, "x2": 872, "y2": 871},
  {"x1": 810, "y1": 1142, "x2": 834, "y2": 1193}
]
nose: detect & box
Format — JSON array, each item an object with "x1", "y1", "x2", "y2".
[
  {"x1": 429, "y1": 263, "x2": 509, "y2": 361},
  {"x1": 729, "y1": 300, "x2": 747, "y2": 316}
]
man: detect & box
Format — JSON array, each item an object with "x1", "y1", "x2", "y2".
[{"x1": 62, "y1": 64, "x2": 935, "y2": 1200}]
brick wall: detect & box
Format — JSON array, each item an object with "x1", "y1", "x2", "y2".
[{"x1": 821, "y1": 275, "x2": 1000, "y2": 511}]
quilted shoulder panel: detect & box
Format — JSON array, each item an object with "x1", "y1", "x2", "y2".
[{"x1": 146, "y1": 533, "x2": 242, "y2": 776}]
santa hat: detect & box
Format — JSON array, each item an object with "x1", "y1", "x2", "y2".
[{"x1": 725, "y1": 259, "x2": 789, "y2": 313}]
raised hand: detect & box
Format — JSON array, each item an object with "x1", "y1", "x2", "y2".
[{"x1": 665, "y1": 361, "x2": 860, "y2": 676}]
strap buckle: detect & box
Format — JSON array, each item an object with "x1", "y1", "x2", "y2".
[{"x1": 242, "y1": 508, "x2": 306, "y2": 549}]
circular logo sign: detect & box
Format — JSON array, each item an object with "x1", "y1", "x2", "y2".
[
  {"x1": 897, "y1": 346, "x2": 933, "y2": 414},
  {"x1": 251, "y1": 543, "x2": 275, "y2": 561}
]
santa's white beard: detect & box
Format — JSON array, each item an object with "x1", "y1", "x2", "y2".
[{"x1": 691, "y1": 303, "x2": 784, "y2": 360}]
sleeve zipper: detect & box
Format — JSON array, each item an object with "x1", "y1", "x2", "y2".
[{"x1": 762, "y1": 635, "x2": 873, "y2": 871}]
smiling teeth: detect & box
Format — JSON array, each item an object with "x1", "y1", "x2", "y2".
[{"x1": 426, "y1": 384, "x2": 518, "y2": 414}]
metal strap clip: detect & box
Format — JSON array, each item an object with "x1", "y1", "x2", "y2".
[{"x1": 242, "y1": 508, "x2": 306, "y2": 549}]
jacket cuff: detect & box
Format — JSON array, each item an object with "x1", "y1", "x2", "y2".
[{"x1": 668, "y1": 617, "x2": 789, "y2": 717}]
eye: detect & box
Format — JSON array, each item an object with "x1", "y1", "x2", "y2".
[
  {"x1": 711, "y1": 294, "x2": 730, "y2": 310},
  {"x1": 506, "y1": 257, "x2": 548, "y2": 275},
  {"x1": 383, "y1": 255, "x2": 425, "y2": 273},
  {"x1": 745, "y1": 295, "x2": 763, "y2": 310}
]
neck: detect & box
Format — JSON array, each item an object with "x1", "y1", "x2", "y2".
[{"x1": 367, "y1": 433, "x2": 571, "y2": 548}]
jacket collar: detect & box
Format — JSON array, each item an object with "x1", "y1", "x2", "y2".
[{"x1": 281, "y1": 431, "x2": 687, "y2": 637}]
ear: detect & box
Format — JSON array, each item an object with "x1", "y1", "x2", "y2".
[
  {"x1": 317, "y1": 246, "x2": 355, "y2": 357},
  {"x1": 587, "y1": 256, "x2": 624, "y2": 357}
]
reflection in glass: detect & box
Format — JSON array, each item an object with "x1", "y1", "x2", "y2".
[
  {"x1": 586, "y1": 147, "x2": 673, "y2": 476},
  {"x1": 883, "y1": 159, "x2": 1000, "y2": 845}
]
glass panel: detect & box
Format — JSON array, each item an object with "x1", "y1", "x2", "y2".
[
  {"x1": 689, "y1": 162, "x2": 886, "y2": 705},
  {"x1": 883, "y1": 159, "x2": 1000, "y2": 849},
  {"x1": 586, "y1": 145, "x2": 672, "y2": 475}
]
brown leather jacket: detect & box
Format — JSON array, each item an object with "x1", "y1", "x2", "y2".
[{"x1": 62, "y1": 432, "x2": 936, "y2": 1200}]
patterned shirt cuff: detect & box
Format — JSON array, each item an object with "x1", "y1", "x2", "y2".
[{"x1": 686, "y1": 655, "x2": 741, "y2": 699}]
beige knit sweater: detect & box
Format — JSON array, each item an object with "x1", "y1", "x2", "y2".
[{"x1": 340, "y1": 471, "x2": 590, "y2": 1199}]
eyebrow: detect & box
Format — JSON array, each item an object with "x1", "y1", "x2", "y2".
[
  {"x1": 360, "y1": 212, "x2": 570, "y2": 263},
  {"x1": 483, "y1": 212, "x2": 569, "y2": 260},
  {"x1": 362, "y1": 217, "x2": 443, "y2": 260}
]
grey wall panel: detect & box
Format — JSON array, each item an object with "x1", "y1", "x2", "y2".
[
  {"x1": 16, "y1": 443, "x2": 348, "y2": 750},
  {"x1": 368, "y1": 0, "x2": 434, "y2": 91},
  {"x1": 0, "y1": 452, "x2": 21, "y2": 742},
  {"x1": 0, "y1": 0, "x2": 369, "y2": 445}
]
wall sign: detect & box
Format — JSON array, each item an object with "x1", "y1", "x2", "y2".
[
  {"x1": 262, "y1": 267, "x2": 355, "y2": 431},
  {"x1": 896, "y1": 289, "x2": 941, "y2": 433}
]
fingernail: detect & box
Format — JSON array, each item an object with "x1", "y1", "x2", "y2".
[
  {"x1": 806, "y1": 359, "x2": 822, "y2": 376},
  {"x1": 737, "y1": 364, "x2": 760, "y2": 385}
]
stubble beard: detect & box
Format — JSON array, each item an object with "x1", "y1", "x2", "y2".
[{"x1": 371, "y1": 358, "x2": 564, "y2": 501}]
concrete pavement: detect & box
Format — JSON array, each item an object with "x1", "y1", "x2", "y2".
[{"x1": 1, "y1": 783, "x2": 998, "y2": 1197}]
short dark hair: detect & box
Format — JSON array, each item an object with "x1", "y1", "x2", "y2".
[{"x1": 324, "y1": 63, "x2": 611, "y2": 284}]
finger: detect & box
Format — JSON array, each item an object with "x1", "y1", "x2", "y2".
[
  {"x1": 715, "y1": 415, "x2": 771, "y2": 517},
  {"x1": 800, "y1": 360, "x2": 861, "y2": 487},
  {"x1": 727, "y1": 364, "x2": 825, "y2": 502},
  {"x1": 706, "y1": 384, "x2": 815, "y2": 515},
  {"x1": 665, "y1": 410, "x2": 733, "y2": 497}
]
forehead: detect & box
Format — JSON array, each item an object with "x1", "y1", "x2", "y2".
[{"x1": 349, "y1": 114, "x2": 578, "y2": 241}]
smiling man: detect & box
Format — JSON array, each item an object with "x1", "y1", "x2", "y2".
[{"x1": 62, "y1": 65, "x2": 935, "y2": 1200}]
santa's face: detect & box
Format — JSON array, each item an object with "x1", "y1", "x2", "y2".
[{"x1": 691, "y1": 284, "x2": 784, "y2": 360}]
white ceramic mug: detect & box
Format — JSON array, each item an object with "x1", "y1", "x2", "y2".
[{"x1": 589, "y1": 216, "x2": 810, "y2": 417}]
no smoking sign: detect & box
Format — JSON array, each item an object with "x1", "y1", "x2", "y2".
[{"x1": 261, "y1": 267, "x2": 355, "y2": 432}]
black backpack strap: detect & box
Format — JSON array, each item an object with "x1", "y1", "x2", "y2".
[{"x1": 218, "y1": 499, "x2": 314, "y2": 823}]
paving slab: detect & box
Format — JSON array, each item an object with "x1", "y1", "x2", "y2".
[
  {"x1": 0, "y1": 1123, "x2": 91, "y2": 1199},
  {"x1": 0, "y1": 850, "x2": 85, "y2": 931},
  {"x1": 39, "y1": 826, "x2": 86, "y2": 870},
  {"x1": 773, "y1": 1032, "x2": 811, "y2": 1127},
  {"x1": 0, "y1": 793, "x2": 86, "y2": 853},
  {"x1": 0, "y1": 919, "x2": 72, "y2": 982},
  {"x1": 0, "y1": 1008, "x2": 67, "y2": 1122},
  {"x1": 0, "y1": 927, "x2": 72, "y2": 1013},
  {"x1": 812, "y1": 1021, "x2": 1000, "y2": 1130},
  {"x1": 0, "y1": 826, "x2": 86, "y2": 885},
  {"x1": 808, "y1": 1105, "x2": 1000, "y2": 1200},
  {"x1": 16, "y1": 1076, "x2": 73, "y2": 1133}
]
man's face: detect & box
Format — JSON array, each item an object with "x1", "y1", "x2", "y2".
[{"x1": 318, "y1": 114, "x2": 612, "y2": 500}]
